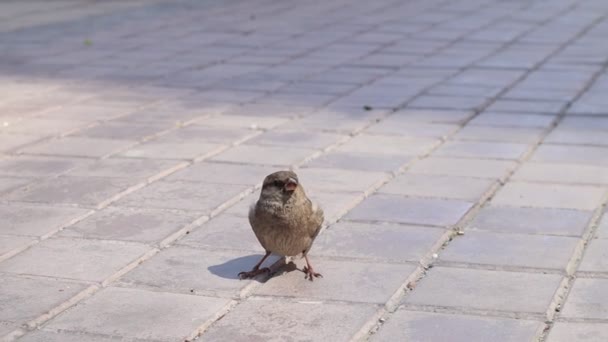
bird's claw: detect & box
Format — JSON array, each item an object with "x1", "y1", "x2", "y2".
[
  {"x1": 303, "y1": 266, "x2": 322, "y2": 281},
  {"x1": 238, "y1": 267, "x2": 270, "y2": 280}
]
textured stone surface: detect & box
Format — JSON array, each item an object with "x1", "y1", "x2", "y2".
[
  {"x1": 579, "y1": 239, "x2": 608, "y2": 272},
  {"x1": 434, "y1": 141, "x2": 529, "y2": 160},
  {"x1": 0, "y1": 204, "x2": 89, "y2": 237},
  {"x1": 548, "y1": 322, "x2": 608, "y2": 342},
  {"x1": 379, "y1": 173, "x2": 494, "y2": 200},
  {"x1": 408, "y1": 157, "x2": 516, "y2": 179},
  {"x1": 561, "y1": 278, "x2": 608, "y2": 319},
  {"x1": 492, "y1": 182, "x2": 606, "y2": 210},
  {"x1": 513, "y1": 162, "x2": 608, "y2": 185}
]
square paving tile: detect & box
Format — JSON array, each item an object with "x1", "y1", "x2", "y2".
[
  {"x1": 368, "y1": 121, "x2": 459, "y2": 138},
  {"x1": 513, "y1": 162, "x2": 608, "y2": 185},
  {"x1": 117, "y1": 181, "x2": 249, "y2": 212},
  {"x1": 248, "y1": 130, "x2": 346, "y2": 149},
  {"x1": 45, "y1": 287, "x2": 229, "y2": 342},
  {"x1": 296, "y1": 167, "x2": 386, "y2": 192},
  {"x1": 453, "y1": 126, "x2": 544, "y2": 143},
  {"x1": 408, "y1": 157, "x2": 516, "y2": 179},
  {"x1": 378, "y1": 174, "x2": 494, "y2": 201},
  {"x1": 72, "y1": 122, "x2": 168, "y2": 140},
  {"x1": 178, "y1": 214, "x2": 259, "y2": 251},
  {"x1": 7, "y1": 176, "x2": 134, "y2": 207},
  {"x1": 561, "y1": 278, "x2": 608, "y2": 319},
  {"x1": 440, "y1": 230, "x2": 578, "y2": 269},
  {"x1": 0, "y1": 204, "x2": 89, "y2": 237},
  {"x1": 305, "y1": 151, "x2": 412, "y2": 172},
  {"x1": 579, "y1": 239, "x2": 608, "y2": 273},
  {"x1": 405, "y1": 267, "x2": 562, "y2": 313},
  {"x1": 66, "y1": 158, "x2": 177, "y2": 179},
  {"x1": 0, "y1": 156, "x2": 88, "y2": 178},
  {"x1": 0, "y1": 238, "x2": 149, "y2": 281},
  {"x1": 17, "y1": 330, "x2": 126, "y2": 342},
  {"x1": 255, "y1": 258, "x2": 415, "y2": 304},
  {"x1": 345, "y1": 194, "x2": 473, "y2": 227},
  {"x1": 0, "y1": 275, "x2": 87, "y2": 323},
  {"x1": 598, "y1": 214, "x2": 608, "y2": 239},
  {"x1": 0, "y1": 235, "x2": 33, "y2": 257},
  {"x1": 394, "y1": 109, "x2": 473, "y2": 123},
  {"x1": 211, "y1": 144, "x2": 316, "y2": 166},
  {"x1": 532, "y1": 145, "x2": 608, "y2": 166},
  {"x1": 167, "y1": 162, "x2": 274, "y2": 185},
  {"x1": 314, "y1": 221, "x2": 443, "y2": 262},
  {"x1": 468, "y1": 112, "x2": 555, "y2": 128},
  {"x1": 434, "y1": 141, "x2": 529, "y2": 160},
  {"x1": 20, "y1": 137, "x2": 134, "y2": 158},
  {"x1": 59, "y1": 207, "x2": 201, "y2": 243},
  {"x1": 119, "y1": 140, "x2": 224, "y2": 160},
  {"x1": 0, "y1": 177, "x2": 30, "y2": 194},
  {"x1": 545, "y1": 128, "x2": 608, "y2": 146},
  {"x1": 371, "y1": 310, "x2": 540, "y2": 342},
  {"x1": 468, "y1": 205, "x2": 591, "y2": 236},
  {"x1": 201, "y1": 297, "x2": 377, "y2": 341},
  {"x1": 548, "y1": 322, "x2": 608, "y2": 342},
  {"x1": 491, "y1": 182, "x2": 606, "y2": 211},
  {"x1": 335, "y1": 134, "x2": 438, "y2": 156}
]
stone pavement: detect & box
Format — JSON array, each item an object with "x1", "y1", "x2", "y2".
[{"x1": 1, "y1": 0, "x2": 608, "y2": 341}]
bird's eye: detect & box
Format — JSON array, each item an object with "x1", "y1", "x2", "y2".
[{"x1": 273, "y1": 180, "x2": 283, "y2": 187}]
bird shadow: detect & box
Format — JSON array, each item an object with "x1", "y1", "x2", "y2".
[{"x1": 208, "y1": 254, "x2": 299, "y2": 281}]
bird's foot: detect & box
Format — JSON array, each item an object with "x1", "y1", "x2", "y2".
[
  {"x1": 238, "y1": 267, "x2": 270, "y2": 280},
  {"x1": 303, "y1": 266, "x2": 322, "y2": 281}
]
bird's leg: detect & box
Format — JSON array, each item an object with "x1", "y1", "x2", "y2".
[
  {"x1": 238, "y1": 251, "x2": 272, "y2": 279},
  {"x1": 303, "y1": 254, "x2": 322, "y2": 281}
]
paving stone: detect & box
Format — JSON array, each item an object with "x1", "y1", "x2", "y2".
[
  {"x1": 0, "y1": 156, "x2": 88, "y2": 178},
  {"x1": 368, "y1": 121, "x2": 459, "y2": 138},
  {"x1": 545, "y1": 128, "x2": 608, "y2": 146},
  {"x1": 548, "y1": 322, "x2": 608, "y2": 342},
  {"x1": 126, "y1": 136, "x2": 226, "y2": 156},
  {"x1": 305, "y1": 151, "x2": 412, "y2": 172},
  {"x1": 532, "y1": 145, "x2": 608, "y2": 166},
  {"x1": 405, "y1": 267, "x2": 562, "y2": 313},
  {"x1": 0, "y1": 177, "x2": 30, "y2": 194},
  {"x1": 162, "y1": 125, "x2": 257, "y2": 144},
  {"x1": 280, "y1": 108, "x2": 387, "y2": 133},
  {"x1": 441, "y1": 230, "x2": 578, "y2": 269},
  {"x1": 66, "y1": 158, "x2": 176, "y2": 179},
  {"x1": 120, "y1": 246, "x2": 279, "y2": 297},
  {"x1": 59, "y1": 207, "x2": 200, "y2": 243},
  {"x1": 3, "y1": 118, "x2": 89, "y2": 136},
  {"x1": 255, "y1": 258, "x2": 415, "y2": 303},
  {"x1": 17, "y1": 330, "x2": 126, "y2": 342},
  {"x1": 0, "y1": 235, "x2": 33, "y2": 257},
  {"x1": 0, "y1": 275, "x2": 88, "y2": 324},
  {"x1": 0, "y1": 134, "x2": 41, "y2": 153},
  {"x1": 372, "y1": 310, "x2": 540, "y2": 342},
  {"x1": 0, "y1": 204, "x2": 89, "y2": 237},
  {"x1": 195, "y1": 114, "x2": 288, "y2": 130},
  {"x1": 20, "y1": 137, "x2": 134, "y2": 158},
  {"x1": 561, "y1": 278, "x2": 608, "y2": 319},
  {"x1": 513, "y1": 162, "x2": 608, "y2": 185},
  {"x1": 469, "y1": 112, "x2": 556, "y2": 128},
  {"x1": 434, "y1": 141, "x2": 529, "y2": 160},
  {"x1": 378, "y1": 174, "x2": 494, "y2": 200},
  {"x1": 7, "y1": 176, "x2": 134, "y2": 207},
  {"x1": 296, "y1": 167, "x2": 386, "y2": 192},
  {"x1": 117, "y1": 180, "x2": 249, "y2": 211},
  {"x1": 469, "y1": 205, "x2": 591, "y2": 236},
  {"x1": 247, "y1": 130, "x2": 346, "y2": 149},
  {"x1": 201, "y1": 297, "x2": 376, "y2": 341},
  {"x1": 179, "y1": 214, "x2": 260, "y2": 251},
  {"x1": 492, "y1": 182, "x2": 606, "y2": 211},
  {"x1": 0, "y1": 238, "x2": 149, "y2": 281},
  {"x1": 409, "y1": 157, "x2": 516, "y2": 179},
  {"x1": 486, "y1": 99, "x2": 565, "y2": 114},
  {"x1": 408, "y1": 95, "x2": 488, "y2": 111},
  {"x1": 211, "y1": 144, "x2": 316, "y2": 166},
  {"x1": 393, "y1": 109, "x2": 473, "y2": 123},
  {"x1": 167, "y1": 162, "x2": 274, "y2": 185},
  {"x1": 599, "y1": 214, "x2": 608, "y2": 239},
  {"x1": 453, "y1": 126, "x2": 545, "y2": 143},
  {"x1": 71, "y1": 122, "x2": 168, "y2": 140},
  {"x1": 346, "y1": 194, "x2": 472, "y2": 227},
  {"x1": 0, "y1": 322, "x2": 17, "y2": 338},
  {"x1": 45, "y1": 287, "x2": 229, "y2": 342},
  {"x1": 335, "y1": 134, "x2": 438, "y2": 156},
  {"x1": 579, "y1": 239, "x2": 608, "y2": 273},
  {"x1": 314, "y1": 221, "x2": 443, "y2": 262}
]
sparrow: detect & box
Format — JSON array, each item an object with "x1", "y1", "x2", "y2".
[{"x1": 239, "y1": 170, "x2": 324, "y2": 281}]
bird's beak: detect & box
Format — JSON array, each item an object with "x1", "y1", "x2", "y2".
[{"x1": 284, "y1": 177, "x2": 298, "y2": 192}]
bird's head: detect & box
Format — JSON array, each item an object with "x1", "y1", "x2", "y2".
[{"x1": 260, "y1": 170, "x2": 299, "y2": 201}]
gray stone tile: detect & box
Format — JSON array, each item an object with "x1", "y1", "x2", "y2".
[
  {"x1": 545, "y1": 128, "x2": 608, "y2": 146},
  {"x1": 532, "y1": 145, "x2": 608, "y2": 166},
  {"x1": 201, "y1": 297, "x2": 377, "y2": 342},
  {"x1": 486, "y1": 99, "x2": 565, "y2": 114},
  {"x1": 368, "y1": 121, "x2": 459, "y2": 138},
  {"x1": 548, "y1": 322, "x2": 608, "y2": 342},
  {"x1": 3, "y1": 118, "x2": 88, "y2": 136},
  {"x1": 7, "y1": 176, "x2": 134, "y2": 207},
  {"x1": 469, "y1": 112, "x2": 556, "y2": 128},
  {"x1": 162, "y1": 125, "x2": 256, "y2": 144},
  {"x1": 20, "y1": 137, "x2": 134, "y2": 158},
  {"x1": 314, "y1": 221, "x2": 443, "y2": 262},
  {"x1": 372, "y1": 310, "x2": 540, "y2": 342},
  {"x1": 119, "y1": 140, "x2": 224, "y2": 160},
  {"x1": 211, "y1": 144, "x2": 316, "y2": 166},
  {"x1": 335, "y1": 134, "x2": 438, "y2": 156},
  {"x1": 119, "y1": 246, "x2": 279, "y2": 297},
  {"x1": 179, "y1": 214, "x2": 260, "y2": 251},
  {"x1": 0, "y1": 322, "x2": 17, "y2": 339},
  {"x1": 0, "y1": 177, "x2": 30, "y2": 194},
  {"x1": 441, "y1": 230, "x2": 578, "y2": 269},
  {"x1": 45, "y1": 287, "x2": 229, "y2": 342},
  {"x1": 408, "y1": 95, "x2": 488, "y2": 111},
  {"x1": 409, "y1": 157, "x2": 516, "y2": 179},
  {"x1": 599, "y1": 213, "x2": 608, "y2": 239},
  {"x1": 0, "y1": 156, "x2": 88, "y2": 178},
  {"x1": 59, "y1": 207, "x2": 200, "y2": 243},
  {"x1": 72, "y1": 122, "x2": 167, "y2": 140},
  {"x1": 393, "y1": 109, "x2": 473, "y2": 124},
  {"x1": 0, "y1": 134, "x2": 42, "y2": 153},
  {"x1": 167, "y1": 162, "x2": 274, "y2": 185},
  {"x1": 345, "y1": 194, "x2": 473, "y2": 227},
  {"x1": 378, "y1": 174, "x2": 494, "y2": 200},
  {"x1": 0, "y1": 235, "x2": 33, "y2": 257},
  {"x1": 579, "y1": 239, "x2": 608, "y2": 272},
  {"x1": 0, "y1": 275, "x2": 88, "y2": 323},
  {"x1": 0, "y1": 204, "x2": 89, "y2": 237},
  {"x1": 513, "y1": 162, "x2": 608, "y2": 185},
  {"x1": 255, "y1": 258, "x2": 415, "y2": 304},
  {"x1": 492, "y1": 182, "x2": 606, "y2": 211},
  {"x1": 17, "y1": 330, "x2": 126, "y2": 342},
  {"x1": 0, "y1": 238, "x2": 149, "y2": 281},
  {"x1": 280, "y1": 108, "x2": 387, "y2": 133},
  {"x1": 453, "y1": 126, "x2": 545, "y2": 143},
  {"x1": 66, "y1": 158, "x2": 176, "y2": 179},
  {"x1": 196, "y1": 114, "x2": 288, "y2": 130},
  {"x1": 434, "y1": 141, "x2": 529, "y2": 160},
  {"x1": 116, "y1": 180, "x2": 249, "y2": 211},
  {"x1": 561, "y1": 278, "x2": 608, "y2": 319},
  {"x1": 469, "y1": 205, "x2": 591, "y2": 236},
  {"x1": 405, "y1": 267, "x2": 562, "y2": 313},
  {"x1": 296, "y1": 167, "x2": 386, "y2": 192},
  {"x1": 248, "y1": 130, "x2": 346, "y2": 149},
  {"x1": 305, "y1": 151, "x2": 412, "y2": 172}
]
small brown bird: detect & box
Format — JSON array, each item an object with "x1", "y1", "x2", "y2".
[{"x1": 239, "y1": 170, "x2": 324, "y2": 281}]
